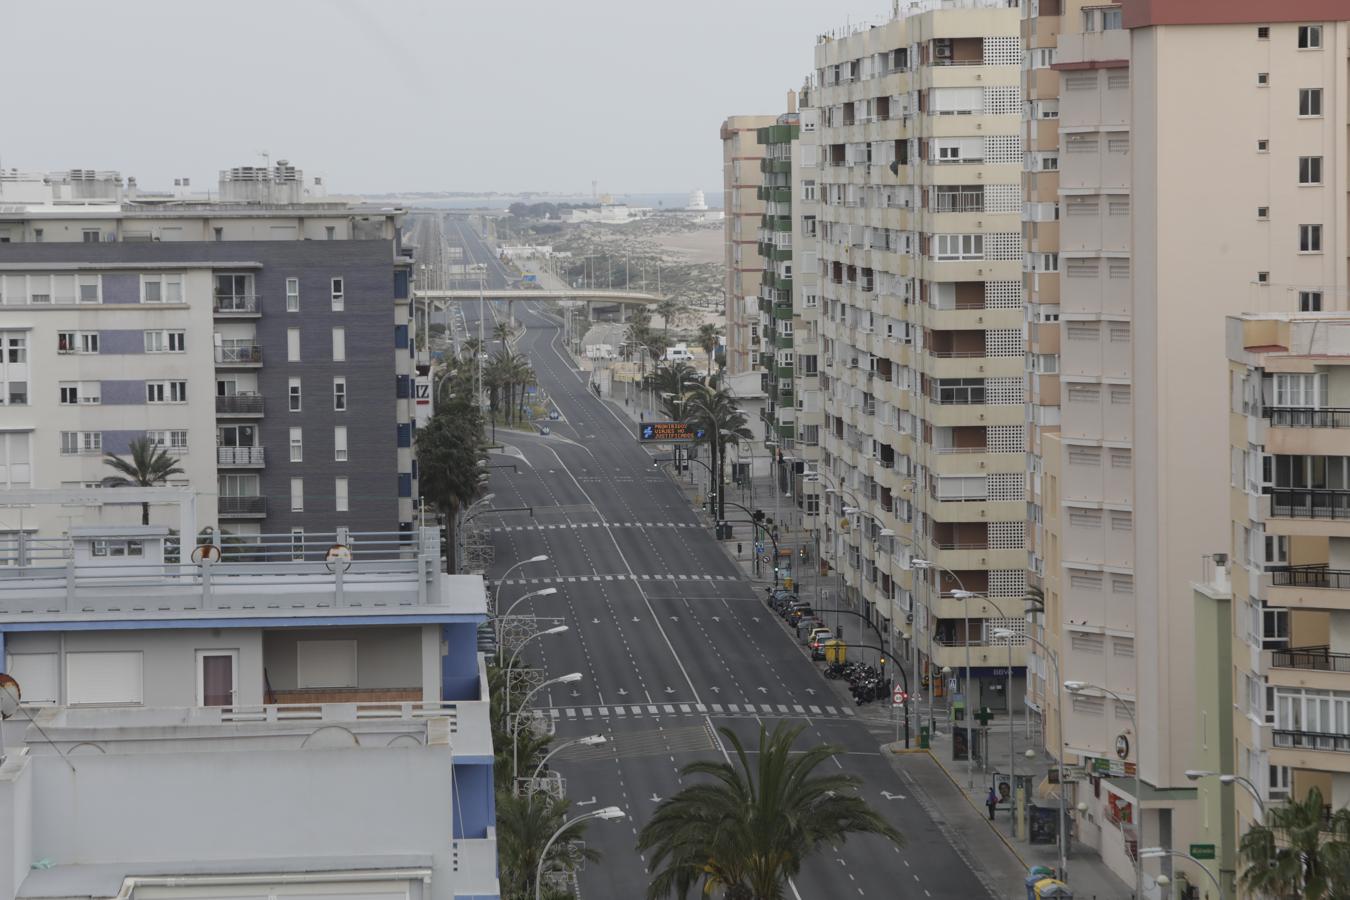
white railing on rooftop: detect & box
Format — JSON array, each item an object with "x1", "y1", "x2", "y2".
[{"x1": 0, "y1": 529, "x2": 449, "y2": 616}]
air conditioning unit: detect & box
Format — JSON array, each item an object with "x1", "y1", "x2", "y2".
[{"x1": 934, "y1": 41, "x2": 953, "y2": 59}]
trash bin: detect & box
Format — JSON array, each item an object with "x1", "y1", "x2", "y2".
[{"x1": 784, "y1": 576, "x2": 794, "y2": 590}]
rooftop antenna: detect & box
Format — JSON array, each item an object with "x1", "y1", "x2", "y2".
[{"x1": 258, "y1": 149, "x2": 271, "y2": 171}]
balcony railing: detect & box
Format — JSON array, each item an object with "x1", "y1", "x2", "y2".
[
  {"x1": 217, "y1": 446, "x2": 265, "y2": 467},
  {"x1": 213, "y1": 294, "x2": 259, "y2": 314},
  {"x1": 929, "y1": 385, "x2": 986, "y2": 405},
  {"x1": 1266, "y1": 408, "x2": 1350, "y2": 428},
  {"x1": 216, "y1": 393, "x2": 265, "y2": 416},
  {"x1": 1272, "y1": 646, "x2": 1350, "y2": 673},
  {"x1": 1270, "y1": 488, "x2": 1350, "y2": 520},
  {"x1": 931, "y1": 191, "x2": 985, "y2": 213},
  {"x1": 219, "y1": 495, "x2": 267, "y2": 517},
  {"x1": 216, "y1": 344, "x2": 262, "y2": 364},
  {"x1": 1273, "y1": 729, "x2": 1350, "y2": 752},
  {"x1": 1269, "y1": 565, "x2": 1350, "y2": 589}
]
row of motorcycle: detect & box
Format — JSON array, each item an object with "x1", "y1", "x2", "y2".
[{"x1": 766, "y1": 586, "x2": 894, "y2": 706}]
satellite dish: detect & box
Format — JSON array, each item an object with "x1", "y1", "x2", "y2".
[{"x1": 0, "y1": 674, "x2": 21, "y2": 719}]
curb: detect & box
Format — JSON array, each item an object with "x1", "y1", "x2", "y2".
[{"x1": 915, "y1": 747, "x2": 1031, "y2": 869}]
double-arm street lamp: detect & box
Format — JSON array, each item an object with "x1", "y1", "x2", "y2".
[
  {"x1": 505, "y1": 624, "x2": 569, "y2": 722},
  {"x1": 494, "y1": 554, "x2": 550, "y2": 614},
  {"x1": 495, "y1": 586, "x2": 559, "y2": 647},
  {"x1": 1145, "y1": 847, "x2": 1223, "y2": 898},
  {"x1": 535, "y1": 806, "x2": 625, "y2": 900},
  {"x1": 530, "y1": 734, "x2": 608, "y2": 786},
  {"x1": 1184, "y1": 769, "x2": 1266, "y2": 818}
]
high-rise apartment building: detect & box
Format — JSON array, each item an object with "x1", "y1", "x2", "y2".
[
  {"x1": 1022, "y1": 1, "x2": 1350, "y2": 884},
  {"x1": 722, "y1": 115, "x2": 777, "y2": 378},
  {"x1": 0, "y1": 165, "x2": 419, "y2": 540},
  {"x1": 810, "y1": 0, "x2": 1030, "y2": 713}
]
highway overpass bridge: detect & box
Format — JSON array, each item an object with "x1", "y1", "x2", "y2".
[{"x1": 413, "y1": 287, "x2": 662, "y2": 324}]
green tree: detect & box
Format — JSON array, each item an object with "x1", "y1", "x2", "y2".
[
  {"x1": 656, "y1": 298, "x2": 682, "y2": 335},
  {"x1": 499, "y1": 793, "x2": 602, "y2": 900},
  {"x1": 102, "y1": 438, "x2": 185, "y2": 525},
  {"x1": 414, "y1": 406, "x2": 486, "y2": 574},
  {"x1": 493, "y1": 321, "x2": 515, "y2": 345},
  {"x1": 1240, "y1": 785, "x2": 1350, "y2": 899},
  {"x1": 637, "y1": 722, "x2": 902, "y2": 900},
  {"x1": 696, "y1": 323, "x2": 723, "y2": 378},
  {"x1": 684, "y1": 385, "x2": 752, "y2": 524}
]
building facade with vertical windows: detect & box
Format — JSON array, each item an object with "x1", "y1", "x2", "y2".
[
  {"x1": 0, "y1": 165, "x2": 417, "y2": 540},
  {"x1": 722, "y1": 115, "x2": 778, "y2": 378},
  {"x1": 810, "y1": 0, "x2": 1030, "y2": 716}
]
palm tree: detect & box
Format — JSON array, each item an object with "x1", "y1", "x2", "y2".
[
  {"x1": 102, "y1": 438, "x2": 185, "y2": 525},
  {"x1": 638, "y1": 722, "x2": 902, "y2": 900},
  {"x1": 462, "y1": 336, "x2": 484, "y2": 361},
  {"x1": 493, "y1": 321, "x2": 515, "y2": 345},
  {"x1": 1240, "y1": 785, "x2": 1350, "y2": 899},
  {"x1": 656, "y1": 298, "x2": 682, "y2": 335},
  {"x1": 696, "y1": 323, "x2": 723, "y2": 378},
  {"x1": 498, "y1": 793, "x2": 602, "y2": 899},
  {"x1": 414, "y1": 406, "x2": 486, "y2": 573},
  {"x1": 684, "y1": 385, "x2": 752, "y2": 523}
]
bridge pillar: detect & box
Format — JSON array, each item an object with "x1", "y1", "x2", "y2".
[
  {"x1": 618, "y1": 303, "x2": 626, "y2": 324},
  {"x1": 586, "y1": 301, "x2": 596, "y2": 323}
]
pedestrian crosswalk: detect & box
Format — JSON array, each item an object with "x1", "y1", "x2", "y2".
[
  {"x1": 544, "y1": 703, "x2": 856, "y2": 721},
  {"x1": 498, "y1": 573, "x2": 741, "y2": 586},
  {"x1": 487, "y1": 521, "x2": 699, "y2": 533}
]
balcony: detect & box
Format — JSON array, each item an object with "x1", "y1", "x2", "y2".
[
  {"x1": 217, "y1": 446, "x2": 265, "y2": 467},
  {"x1": 216, "y1": 393, "x2": 265, "y2": 416},
  {"x1": 215, "y1": 344, "x2": 262, "y2": 366},
  {"x1": 1273, "y1": 730, "x2": 1350, "y2": 753},
  {"x1": 1272, "y1": 646, "x2": 1350, "y2": 673},
  {"x1": 219, "y1": 495, "x2": 267, "y2": 517},
  {"x1": 1271, "y1": 566, "x2": 1350, "y2": 590},
  {"x1": 1267, "y1": 408, "x2": 1350, "y2": 428},
  {"x1": 1270, "y1": 489, "x2": 1350, "y2": 521},
  {"x1": 213, "y1": 294, "x2": 260, "y2": 316},
  {"x1": 931, "y1": 191, "x2": 985, "y2": 214},
  {"x1": 1268, "y1": 566, "x2": 1350, "y2": 612}
]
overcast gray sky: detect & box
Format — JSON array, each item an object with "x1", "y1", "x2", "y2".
[{"x1": 3, "y1": 0, "x2": 889, "y2": 196}]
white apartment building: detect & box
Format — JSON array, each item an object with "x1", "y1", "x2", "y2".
[
  {"x1": 721, "y1": 115, "x2": 777, "y2": 378},
  {"x1": 811, "y1": 0, "x2": 1030, "y2": 715}
]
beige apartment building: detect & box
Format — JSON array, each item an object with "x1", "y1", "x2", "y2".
[
  {"x1": 1023, "y1": 0, "x2": 1350, "y2": 886},
  {"x1": 811, "y1": 0, "x2": 1030, "y2": 712},
  {"x1": 722, "y1": 115, "x2": 777, "y2": 378}
]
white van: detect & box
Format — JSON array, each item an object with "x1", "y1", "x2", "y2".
[{"x1": 665, "y1": 345, "x2": 695, "y2": 363}]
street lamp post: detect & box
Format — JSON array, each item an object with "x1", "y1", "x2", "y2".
[
  {"x1": 1144, "y1": 848, "x2": 1223, "y2": 899},
  {"x1": 530, "y1": 734, "x2": 607, "y2": 786},
  {"x1": 493, "y1": 554, "x2": 549, "y2": 632},
  {"x1": 513, "y1": 672, "x2": 583, "y2": 781},
  {"x1": 496, "y1": 586, "x2": 559, "y2": 647},
  {"x1": 504, "y1": 624, "x2": 568, "y2": 724},
  {"x1": 913, "y1": 559, "x2": 977, "y2": 788},
  {"x1": 535, "y1": 806, "x2": 625, "y2": 900},
  {"x1": 998, "y1": 628, "x2": 1068, "y2": 883},
  {"x1": 1068, "y1": 680, "x2": 1141, "y2": 900}
]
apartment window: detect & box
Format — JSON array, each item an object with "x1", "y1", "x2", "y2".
[
  {"x1": 1257, "y1": 72, "x2": 1269, "y2": 86},
  {"x1": 290, "y1": 477, "x2": 304, "y2": 512},
  {"x1": 1299, "y1": 156, "x2": 1323, "y2": 185},
  {"x1": 286, "y1": 277, "x2": 300, "y2": 312},
  {"x1": 1298, "y1": 25, "x2": 1322, "y2": 49},
  {"x1": 333, "y1": 376, "x2": 347, "y2": 411},
  {"x1": 934, "y1": 234, "x2": 983, "y2": 261},
  {"x1": 802, "y1": 180, "x2": 817, "y2": 201},
  {"x1": 334, "y1": 425, "x2": 348, "y2": 462},
  {"x1": 1257, "y1": 25, "x2": 1270, "y2": 39},
  {"x1": 331, "y1": 277, "x2": 344, "y2": 311},
  {"x1": 1263, "y1": 606, "x2": 1290, "y2": 649},
  {"x1": 1300, "y1": 291, "x2": 1324, "y2": 312},
  {"x1": 332, "y1": 327, "x2": 346, "y2": 362},
  {"x1": 141, "y1": 274, "x2": 183, "y2": 304},
  {"x1": 1273, "y1": 372, "x2": 1326, "y2": 407},
  {"x1": 1299, "y1": 224, "x2": 1323, "y2": 253},
  {"x1": 289, "y1": 427, "x2": 303, "y2": 462},
  {"x1": 56, "y1": 331, "x2": 99, "y2": 354},
  {"x1": 146, "y1": 430, "x2": 188, "y2": 451},
  {"x1": 1257, "y1": 272, "x2": 1270, "y2": 284},
  {"x1": 213, "y1": 227, "x2": 223, "y2": 241},
  {"x1": 1257, "y1": 139, "x2": 1269, "y2": 152},
  {"x1": 335, "y1": 477, "x2": 349, "y2": 513},
  {"x1": 75, "y1": 274, "x2": 101, "y2": 304},
  {"x1": 146, "y1": 380, "x2": 188, "y2": 403},
  {"x1": 291, "y1": 528, "x2": 306, "y2": 561},
  {"x1": 59, "y1": 381, "x2": 100, "y2": 405},
  {"x1": 1257, "y1": 207, "x2": 1270, "y2": 220},
  {"x1": 288, "y1": 377, "x2": 302, "y2": 412},
  {"x1": 326, "y1": 226, "x2": 337, "y2": 240},
  {"x1": 82, "y1": 229, "x2": 100, "y2": 243},
  {"x1": 1299, "y1": 88, "x2": 1323, "y2": 117},
  {"x1": 59, "y1": 431, "x2": 102, "y2": 455},
  {"x1": 144, "y1": 330, "x2": 185, "y2": 353},
  {"x1": 287, "y1": 327, "x2": 301, "y2": 362}
]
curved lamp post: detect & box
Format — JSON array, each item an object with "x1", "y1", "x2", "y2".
[
  {"x1": 495, "y1": 586, "x2": 559, "y2": 646},
  {"x1": 504, "y1": 625, "x2": 569, "y2": 723},
  {"x1": 494, "y1": 553, "x2": 550, "y2": 617},
  {"x1": 535, "y1": 806, "x2": 625, "y2": 900},
  {"x1": 1067, "y1": 680, "x2": 1141, "y2": 900},
  {"x1": 1146, "y1": 847, "x2": 1222, "y2": 898},
  {"x1": 530, "y1": 734, "x2": 607, "y2": 786},
  {"x1": 513, "y1": 672, "x2": 583, "y2": 780}
]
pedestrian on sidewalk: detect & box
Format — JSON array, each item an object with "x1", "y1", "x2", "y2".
[{"x1": 985, "y1": 787, "x2": 998, "y2": 821}]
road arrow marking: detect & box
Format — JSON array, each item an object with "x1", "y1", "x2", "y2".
[
  {"x1": 632, "y1": 617, "x2": 641, "y2": 623},
  {"x1": 752, "y1": 617, "x2": 760, "y2": 623},
  {"x1": 617, "y1": 688, "x2": 629, "y2": 696},
  {"x1": 711, "y1": 616, "x2": 721, "y2": 623},
  {"x1": 650, "y1": 793, "x2": 662, "y2": 803},
  {"x1": 670, "y1": 616, "x2": 680, "y2": 622},
  {"x1": 709, "y1": 686, "x2": 721, "y2": 693},
  {"x1": 664, "y1": 686, "x2": 675, "y2": 694},
  {"x1": 570, "y1": 689, "x2": 581, "y2": 698},
  {"x1": 577, "y1": 797, "x2": 597, "y2": 807},
  {"x1": 757, "y1": 686, "x2": 768, "y2": 694},
  {"x1": 880, "y1": 791, "x2": 907, "y2": 801},
  {"x1": 804, "y1": 688, "x2": 817, "y2": 696},
  {"x1": 592, "y1": 618, "x2": 601, "y2": 624}
]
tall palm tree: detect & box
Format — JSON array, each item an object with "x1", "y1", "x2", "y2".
[
  {"x1": 102, "y1": 438, "x2": 185, "y2": 525},
  {"x1": 498, "y1": 793, "x2": 602, "y2": 899},
  {"x1": 462, "y1": 336, "x2": 484, "y2": 361},
  {"x1": 1240, "y1": 785, "x2": 1350, "y2": 899},
  {"x1": 637, "y1": 722, "x2": 902, "y2": 900},
  {"x1": 684, "y1": 385, "x2": 752, "y2": 523},
  {"x1": 696, "y1": 323, "x2": 723, "y2": 378},
  {"x1": 493, "y1": 321, "x2": 515, "y2": 345},
  {"x1": 656, "y1": 298, "x2": 682, "y2": 335}
]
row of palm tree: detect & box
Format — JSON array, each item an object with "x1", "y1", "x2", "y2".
[
  {"x1": 625, "y1": 305, "x2": 723, "y2": 379},
  {"x1": 486, "y1": 348, "x2": 538, "y2": 426},
  {"x1": 1240, "y1": 785, "x2": 1350, "y2": 898}
]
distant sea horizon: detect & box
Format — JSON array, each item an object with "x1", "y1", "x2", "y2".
[{"x1": 359, "y1": 191, "x2": 723, "y2": 211}]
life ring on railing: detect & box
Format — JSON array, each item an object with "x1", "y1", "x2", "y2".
[
  {"x1": 190, "y1": 544, "x2": 222, "y2": 565},
  {"x1": 325, "y1": 543, "x2": 353, "y2": 573}
]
